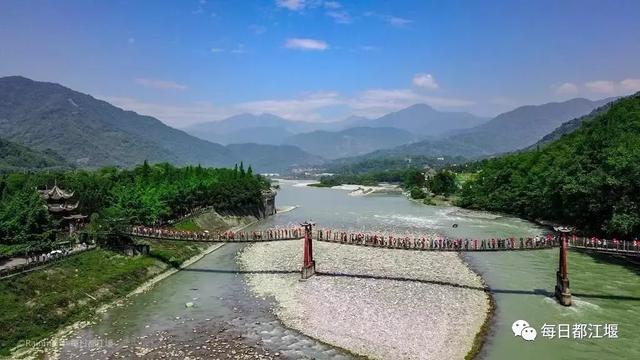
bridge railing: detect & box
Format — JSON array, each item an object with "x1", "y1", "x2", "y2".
[
  {"x1": 568, "y1": 236, "x2": 640, "y2": 253},
  {"x1": 128, "y1": 226, "x2": 640, "y2": 254},
  {"x1": 314, "y1": 229, "x2": 559, "y2": 251},
  {"x1": 129, "y1": 226, "x2": 305, "y2": 242}
]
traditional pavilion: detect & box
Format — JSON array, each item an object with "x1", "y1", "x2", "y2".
[{"x1": 38, "y1": 183, "x2": 87, "y2": 235}]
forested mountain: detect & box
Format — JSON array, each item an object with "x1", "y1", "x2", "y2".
[
  {"x1": 193, "y1": 126, "x2": 295, "y2": 146},
  {"x1": 0, "y1": 138, "x2": 69, "y2": 172},
  {"x1": 457, "y1": 92, "x2": 640, "y2": 237},
  {"x1": 225, "y1": 143, "x2": 323, "y2": 172},
  {"x1": 0, "y1": 76, "x2": 230, "y2": 167},
  {"x1": 185, "y1": 105, "x2": 486, "y2": 145},
  {"x1": 283, "y1": 127, "x2": 417, "y2": 159},
  {"x1": 448, "y1": 97, "x2": 615, "y2": 155},
  {"x1": 339, "y1": 97, "x2": 616, "y2": 162},
  {"x1": 530, "y1": 100, "x2": 617, "y2": 148},
  {"x1": 185, "y1": 113, "x2": 313, "y2": 145},
  {"x1": 0, "y1": 76, "x2": 317, "y2": 171},
  {"x1": 354, "y1": 104, "x2": 488, "y2": 137}
]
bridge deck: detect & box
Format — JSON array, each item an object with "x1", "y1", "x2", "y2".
[{"x1": 129, "y1": 227, "x2": 640, "y2": 255}]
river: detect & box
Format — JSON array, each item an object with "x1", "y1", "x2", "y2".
[{"x1": 57, "y1": 180, "x2": 640, "y2": 359}]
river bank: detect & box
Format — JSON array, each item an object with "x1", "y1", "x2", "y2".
[{"x1": 4, "y1": 209, "x2": 264, "y2": 359}]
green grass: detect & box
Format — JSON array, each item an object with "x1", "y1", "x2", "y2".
[
  {"x1": 143, "y1": 240, "x2": 209, "y2": 268},
  {"x1": 456, "y1": 172, "x2": 477, "y2": 187},
  {"x1": 172, "y1": 217, "x2": 202, "y2": 232},
  {"x1": 0, "y1": 249, "x2": 165, "y2": 355}
]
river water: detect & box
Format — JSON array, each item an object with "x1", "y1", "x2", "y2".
[{"x1": 59, "y1": 180, "x2": 640, "y2": 359}]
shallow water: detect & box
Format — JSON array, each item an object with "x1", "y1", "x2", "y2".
[
  {"x1": 59, "y1": 180, "x2": 640, "y2": 359},
  {"x1": 59, "y1": 242, "x2": 351, "y2": 359},
  {"x1": 261, "y1": 181, "x2": 640, "y2": 360}
]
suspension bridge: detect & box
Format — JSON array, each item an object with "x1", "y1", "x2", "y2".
[{"x1": 130, "y1": 224, "x2": 640, "y2": 307}]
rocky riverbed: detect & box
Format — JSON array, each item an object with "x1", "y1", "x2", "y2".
[{"x1": 238, "y1": 240, "x2": 490, "y2": 360}]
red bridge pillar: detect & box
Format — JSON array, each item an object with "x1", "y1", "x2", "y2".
[
  {"x1": 301, "y1": 221, "x2": 316, "y2": 279},
  {"x1": 555, "y1": 236, "x2": 572, "y2": 306}
]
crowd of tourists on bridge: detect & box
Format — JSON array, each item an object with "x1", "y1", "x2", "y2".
[
  {"x1": 315, "y1": 229, "x2": 559, "y2": 250},
  {"x1": 130, "y1": 225, "x2": 640, "y2": 252},
  {"x1": 130, "y1": 225, "x2": 304, "y2": 242},
  {"x1": 571, "y1": 236, "x2": 640, "y2": 252},
  {"x1": 131, "y1": 225, "x2": 563, "y2": 250}
]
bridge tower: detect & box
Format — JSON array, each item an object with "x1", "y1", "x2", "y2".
[
  {"x1": 300, "y1": 221, "x2": 316, "y2": 279},
  {"x1": 555, "y1": 236, "x2": 572, "y2": 306}
]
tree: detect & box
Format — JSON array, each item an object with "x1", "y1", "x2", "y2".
[
  {"x1": 457, "y1": 94, "x2": 640, "y2": 237},
  {"x1": 427, "y1": 170, "x2": 457, "y2": 196}
]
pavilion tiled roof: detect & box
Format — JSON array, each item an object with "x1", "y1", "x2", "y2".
[{"x1": 38, "y1": 185, "x2": 74, "y2": 201}]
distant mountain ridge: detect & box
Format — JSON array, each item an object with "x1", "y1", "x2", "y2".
[
  {"x1": 338, "y1": 96, "x2": 617, "y2": 162},
  {"x1": 353, "y1": 103, "x2": 489, "y2": 137},
  {"x1": 0, "y1": 76, "x2": 319, "y2": 172},
  {"x1": 185, "y1": 113, "x2": 314, "y2": 145},
  {"x1": 184, "y1": 104, "x2": 488, "y2": 159},
  {"x1": 283, "y1": 127, "x2": 417, "y2": 159},
  {"x1": 530, "y1": 99, "x2": 619, "y2": 149},
  {"x1": 448, "y1": 97, "x2": 616, "y2": 155}
]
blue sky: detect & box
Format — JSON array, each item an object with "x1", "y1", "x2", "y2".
[{"x1": 1, "y1": 0, "x2": 639, "y2": 127}]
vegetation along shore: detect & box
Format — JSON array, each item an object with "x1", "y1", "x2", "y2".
[{"x1": 0, "y1": 162, "x2": 271, "y2": 356}]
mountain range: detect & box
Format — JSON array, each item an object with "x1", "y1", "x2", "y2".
[
  {"x1": 0, "y1": 76, "x2": 319, "y2": 172},
  {"x1": 185, "y1": 113, "x2": 313, "y2": 145},
  {"x1": 334, "y1": 96, "x2": 616, "y2": 163},
  {"x1": 348, "y1": 103, "x2": 489, "y2": 137},
  {"x1": 283, "y1": 127, "x2": 417, "y2": 159},
  {"x1": 0, "y1": 75, "x2": 621, "y2": 173},
  {"x1": 184, "y1": 103, "x2": 488, "y2": 159}
]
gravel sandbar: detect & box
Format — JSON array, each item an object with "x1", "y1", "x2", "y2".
[{"x1": 238, "y1": 240, "x2": 490, "y2": 360}]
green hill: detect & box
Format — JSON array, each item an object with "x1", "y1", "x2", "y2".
[
  {"x1": 457, "y1": 92, "x2": 640, "y2": 237},
  {"x1": 0, "y1": 76, "x2": 319, "y2": 172},
  {"x1": 0, "y1": 138, "x2": 69, "y2": 172}
]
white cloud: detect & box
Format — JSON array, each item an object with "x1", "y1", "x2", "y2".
[
  {"x1": 285, "y1": 38, "x2": 329, "y2": 51},
  {"x1": 553, "y1": 78, "x2": 640, "y2": 98},
  {"x1": 100, "y1": 96, "x2": 233, "y2": 127},
  {"x1": 326, "y1": 10, "x2": 352, "y2": 24},
  {"x1": 386, "y1": 16, "x2": 413, "y2": 27},
  {"x1": 210, "y1": 48, "x2": 224, "y2": 53},
  {"x1": 621, "y1": 78, "x2": 640, "y2": 92},
  {"x1": 412, "y1": 73, "x2": 439, "y2": 90},
  {"x1": 103, "y1": 80, "x2": 475, "y2": 126},
  {"x1": 585, "y1": 80, "x2": 616, "y2": 94},
  {"x1": 134, "y1": 78, "x2": 188, "y2": 91},
  {"x1": 323, "y1": 1, "x2": 341, "y2": 9},
  {"x1": 554, "y1": 82, "x2": 579, "y2": 96},
  {"x1": 275, "y1": 1, "x2": 352, "y2": 24},
  {"x1": 365, "y1": 12, "x2": 413, "y2": 27},
  {"x1": 237, "y1": 92, "x2": 342, "y2": 121},
  {"x1": 349, "y1": 89, "x2": 475, "y2": 118},
  {"x1": 276, "y1": 0, "x2": 305, "y2": 11}
]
